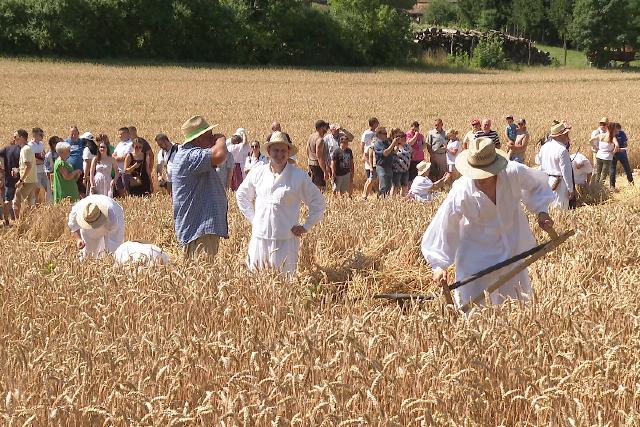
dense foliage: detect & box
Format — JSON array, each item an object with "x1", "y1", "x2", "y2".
[{"x1": 0, "y1": 0, "x2": 411, "y2": 66}]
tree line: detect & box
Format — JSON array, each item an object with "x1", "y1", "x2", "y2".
[
  {"x1": 424, "y1": 0, "x2": 640, "y2": 67},
  {"x1": 0, "y1": 0, "x2": 413, "y2": 66}
]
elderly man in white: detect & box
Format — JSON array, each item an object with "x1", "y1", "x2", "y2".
[
  {"x1": 68, "y1": 194, "x2": 125, "y2": 258},
  {"x1": 236, "y1": 131, "x2": 326, "y2": 274},
  {"x1": 421, "y1": 137, "x2": 556, "y2": 309},
  {"x1": 538, "y1": 122, "x2": 575, "y2": 210}
]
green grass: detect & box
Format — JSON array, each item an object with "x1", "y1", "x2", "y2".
[{"x1": 536, "y1": 43, "x2": 590, "y2": 68}]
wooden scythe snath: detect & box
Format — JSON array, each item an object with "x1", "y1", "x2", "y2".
[{"x1": 374, "y1": 229, "x2": 575, "y2": 310}]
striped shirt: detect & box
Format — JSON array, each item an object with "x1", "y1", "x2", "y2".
[
  {"x1": 172, "y1": 143, "x2": 229, "y2": 246},
  {"x1": 474, "y1": 130, "x2": 501, "y2": 148}
]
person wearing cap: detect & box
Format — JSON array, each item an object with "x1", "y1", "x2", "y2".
[
  {"x1": 65, "y1": 126, "x2": 86, "y2": 195},
  {"x1": 590, "y1": 118, "x2": 609, "y2": 170},
  {"x1": 172, "y1": 115, "x2": 229, "y2": 260},
  {"x1": 324, "y1": 124, "x2": 353, "y2": 180},
  {"x1": 236, "y1": 131, "x2": 325, "y2": 274},
  {"x1": 426, "y1": 119, "x2": 448, "y2": 181},
  {"x1": 504, "y1": 115, "x2": 517, "y2": 146},
  {"x1": 407, "y1": 160, "x2": 446, "y2": 201},
  {"x1": 509, "y1": 118, "x2": 529, "y2": 164},
  {"x1": 538, "y1": 122, "x2": 575, "y2": 210},
  {"x1": 421, "y1": 137, "x2": 555, "y2": 310},
  {"x1": 67, "y1": 194, "x2": 124, "y2": 259},
  {"x1": 28, "y1": 127, "x2": 49, "y2": 204},
  {"x1": 463, "y1": 119, "x2": 481, "y2": 150},
  {"x1": 405, "y1": 121, "x2": 425, "y2": 182},
  {"x1": 226, "y1": 128, "x2": 250, "y2": 191},
  {"x1": 307, "y1": 120, "x2": 330, "y2": 189}
]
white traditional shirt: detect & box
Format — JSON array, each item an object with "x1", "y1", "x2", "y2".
[
  {"x1": 236, "y1": 163, "x2": 326, "y2": 240},
  {"x1": 538, "y1": 138, "x2": 574, "y2": 210},
  {"x1": 421, "y1": 162, "x2": 554, "y2": 308},
  {"x1": 114, "y1": 140, "x2": 133, "y2": 172},
  {"x1": 571, "y1": 152, "x2": 593, "y2": 185},
  {"x1": 226, "y1": 141, "x2": 251, "y2": 164},
  {"x1": 408, "y1": 175, "x2": 435, "y2": 201}
]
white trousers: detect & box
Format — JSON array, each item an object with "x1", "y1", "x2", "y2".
[
  {"x1": 81, "y1": 225, "x2": 125, "y2": 259},
  {"x1": 548, "y1": 177, "x2": 569, "y2": 210},
  {"x1": 247, "y1": 236, "x2": 300, "y2": 274}
]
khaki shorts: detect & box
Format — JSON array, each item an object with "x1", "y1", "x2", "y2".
[
  {"x1": 14, "y1": 182, "x2": 37, "y2": 204},
  {"x1": 184, "y1": 234, "x2": 220, "y2": 260}
]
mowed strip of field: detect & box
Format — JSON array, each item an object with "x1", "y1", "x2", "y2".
[{"x1": 1, "y1": 59, "x2": 640, "y2": 425}]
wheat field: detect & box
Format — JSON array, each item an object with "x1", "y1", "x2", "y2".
[{"x1": 1, "y1": 59, "x2": 640, "y2": 425}]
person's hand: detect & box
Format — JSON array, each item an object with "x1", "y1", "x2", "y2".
[
  {"x1": 76, "y1": 239, "x2": 86, "y2": 250},
  {"x1": 291, "y1": 225, "x2": 307, "y2": 237},
  {"x1": 537, "y1": 212, "x2": 555, "y2": 234},
  {"x1": 433, "y1": 268, "x2": 448, "y2": 288},
  {"x1": 15, "y1": 180, "x2": 23, "y2": 189}
]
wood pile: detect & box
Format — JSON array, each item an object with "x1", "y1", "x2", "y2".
[{"x1": 415, "y1": 27, "x2": 552, "y2": 65}]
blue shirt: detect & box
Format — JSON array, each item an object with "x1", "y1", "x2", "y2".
[
  {"x1": 616, "y1": 130, "x2": 628, "y2": 149},
  {"x1": 66, "y1": 138, "x2": 85, "y2": 171},
  {"x1": 172, "y1": 143, "x2": 229, "y2": 245},
  {"x1": 374, "y1": 139, "x2": 394, "y2": 170},
  {"x1": 506, "y1": 124, "x2": 517, "y2": 142}
]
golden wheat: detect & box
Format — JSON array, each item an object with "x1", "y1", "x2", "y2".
[{"x1": 0, "y1": 58, "x2": 639, "y2": 425}]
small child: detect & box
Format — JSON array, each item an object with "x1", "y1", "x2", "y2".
[
  {"x1": 446, "y1": 128, "x2": 461, "y2": 177},
  {"x1": 407, "y1": 161, "x2": 446, "y2": 201}
]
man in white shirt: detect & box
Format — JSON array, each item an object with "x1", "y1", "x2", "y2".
[
  {"x1": 236, "y1": 131, "x2": 326, "y2": 274},
  {"x1": 28, "y1": 127, "x2": 49, "y2": 203},
  {"x1": 68, "y1": 194, "x2": 125, "y2": 259},
  {"x1": 538, "y1": 122, "x2": 575, "y2": 210},
  {"x1": 589, "y1": 117, "x2": 608, "y2": 168},
  {"x1": 155, "y1": 133, "x2": 177, "y2": 194},
  {"x1": 113, "y1": 127, "x2": 133, "y2": 196},
  {"x1": 361, "y1": 117, "x2": 379, "y2": 199}
]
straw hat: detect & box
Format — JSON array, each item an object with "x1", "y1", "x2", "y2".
[
  {"x1": 76, "y1": 199, "x2": 109, "y2": 230},
  {"x1": 262, "y1": 131, "x2": 298, "y2": 157},
  {"x1": 416, "y1": 161, "x2": 432, "y2": 176},
  {"x1": 599, "y1": 117, "x2": 609, "y2": 124},
  {"x1": 549, "y1": 122, "x2": 571, "y2": 138},
  {"x1": 181, "y1": 115, "x2": 218, "y2": 144},
  {"x1": 455, "y1": 137, "x2": 508, "y2": 179}
]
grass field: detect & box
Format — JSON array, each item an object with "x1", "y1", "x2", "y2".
[
  {"x1": 537, "y1": 43, "x2": 640, "y2": 69},
  {"x1": 1, "y1": 59, "x2": 640, "y2": 425}
]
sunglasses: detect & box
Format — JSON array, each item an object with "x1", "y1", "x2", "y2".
[{"x1": 251, "y1": 145, "x2": 260, "y2": 148}]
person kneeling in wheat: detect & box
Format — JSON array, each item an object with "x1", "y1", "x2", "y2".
[{"x1": 421, "y1": 137, "x2": 556, "y2": 309}]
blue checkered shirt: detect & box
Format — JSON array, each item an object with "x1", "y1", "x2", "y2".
[{"x1": 172, "y1": 143, "x2": 228, "y2": 245}]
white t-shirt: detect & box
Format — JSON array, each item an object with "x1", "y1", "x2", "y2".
[
  {"x1": 28, "y1": 140, "x2": 46, "y2": 174},
  {"x1": 114, "y1": 140, "x2": 133, "y2": 172},
  {"x1": 571, "y1": 152, "x2": 593, "y2": 185},
  {"x1": 446, "y1": 140, "x2": 461, "y2": 165},
  {"x1": 596, "y1": 140, "x2": 615, "y2": 161},
  {"x1": 82, "y1": 147, "x2": 95, "y2": 164},
  {"x1": 590, "y1": 128, "x2": 605, "y2": 152}
]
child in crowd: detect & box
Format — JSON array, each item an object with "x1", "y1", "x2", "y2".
[{"x1": 445, "y1": 128, "x2": 460, "y2": 182}]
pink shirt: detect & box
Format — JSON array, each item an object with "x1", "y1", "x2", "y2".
[{"x1": 406, "y1": 130, "x2": 425, "y2": 161}]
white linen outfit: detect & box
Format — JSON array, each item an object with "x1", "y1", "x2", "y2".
[
  {"x1": 68, "y1": 195, "x2": 125, "y2": 258},
  {"x1": 571, "y1": 152, "x2": 593, "y2": 185},
  {"x1": 408, "y1": 176, "x2": 437, "y2": 201},
  {"x1": 92, "y1": 159, "x2": 115, "y2": 197},
  {"x1": 114, "y1": 241, "x2": 169, "y2": 265},
  {"x1": 421, "y1": 162, "x2": 555, "y2": 309},
  {"x1": 538, "y1": 139, "x2": 574, "y2": 210},
  {"x1": 236, "y1": 163, "x2": 326, "y2": 274}
]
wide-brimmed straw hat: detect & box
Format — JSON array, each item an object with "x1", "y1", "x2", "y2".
[
  {"x1": 455, "y1": 137, "x2": 508, "y2": 179},
  {"x1": 549, "y1": 122, "x2": 571, "y2": 138},
  {"x1": 262, "y1": 131, "x2": 298, "y2": 157},
  {"x1": 181, "y1": 115, "x2": 218, "y2": 144},
  {"x1": 416, "y1": 161, "x2": 432, "y2": 176},
  {"x1": 76, "y1": 199, "x2": 109, "y2": 230}
]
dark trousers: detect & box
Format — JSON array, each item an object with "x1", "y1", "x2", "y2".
[{"x1": 610, "y1": 152, "x2": 634, "y2": 187}]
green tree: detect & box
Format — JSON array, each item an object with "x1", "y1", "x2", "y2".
[
  {"x1": 512, "y1": 0, "x2": 544, "y2": 64},
  {"x1": 570, "y1": 0, "x2": 630, "y2": 67},
  {"x1": 422, "y1": 0, "x2": 459, "y2": 26},
  {"x1": 548, "y1": 0, "x2": 574, "y2": 65}
]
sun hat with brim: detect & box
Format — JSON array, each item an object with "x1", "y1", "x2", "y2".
[
  {"x1": 262, "y1": 131, "x2": 298, "y2": 157},
  {"x1": 599, "y1": 117, "x2": 609, "y2": 124},
  {"x1": 549, "y1": 122, "x2": 571, "y2": 138},
  {"x1": 181, "y1": 115, "x2": 218, "y2": 144},
  {"x1": 416, "y1": 161, "x2": 432, "y2": 176},
  {"x1": 455, "y1": 137, "x2": 508, "y2": 180},
  {"x1": 76, "y1": 199, "x2": 109, "y2": 230}
]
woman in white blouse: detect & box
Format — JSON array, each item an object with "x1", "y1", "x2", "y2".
[
  {"x1": 594, "y1": 122, "x2": 618, "y2": 184},
  {"x1": 243, "y1": 141, "x2": 266, "y2": 177}
]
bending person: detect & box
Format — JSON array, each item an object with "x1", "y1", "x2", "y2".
[
  {"x1": 421, "y1": 137, "x2": 555, "y2": 309},
  {"x1": 236, "y1": 132, "x2": 326, "y2": 274},
  {"x1": 68, "y1": 194, "x2": 125, "y2": 259}
]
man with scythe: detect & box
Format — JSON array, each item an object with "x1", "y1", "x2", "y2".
[{"x1": 421, "y1": 137, "x2": 556, "y2": 309}]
